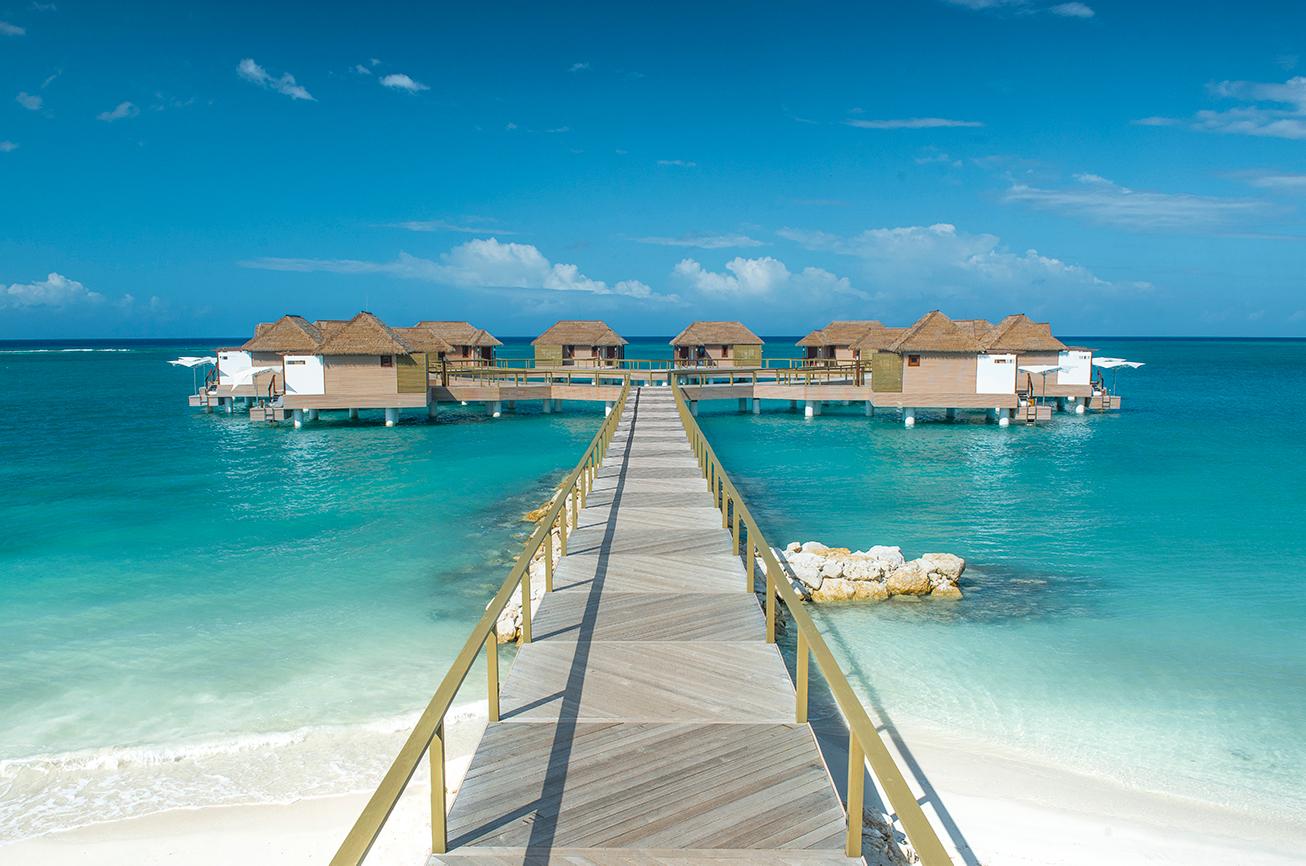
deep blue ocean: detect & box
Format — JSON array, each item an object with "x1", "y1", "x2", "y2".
[{"x1": 1, "y1": 337, "x2": 1303, "y2": 841}]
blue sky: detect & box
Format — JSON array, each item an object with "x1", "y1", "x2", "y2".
[{"x1": 2, "y1": 0, "x2": 1304, "y2": 338}]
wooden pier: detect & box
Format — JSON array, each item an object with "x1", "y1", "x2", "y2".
[{"x1": 330, "y1": 378, "x2": 952, "y2": 866}]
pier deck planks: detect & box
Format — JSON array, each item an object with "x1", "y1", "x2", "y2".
[{"x1": 431, "y1": 388, "x2": 854, "y2": 865}]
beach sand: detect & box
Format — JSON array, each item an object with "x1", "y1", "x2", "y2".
[{"x1": 4, "y1": 718, "x2": 1303, "y2": 866}]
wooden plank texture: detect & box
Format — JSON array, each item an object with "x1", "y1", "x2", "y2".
[{"x1": 435, "y1": 387, "x2": 855, "y2": 864}]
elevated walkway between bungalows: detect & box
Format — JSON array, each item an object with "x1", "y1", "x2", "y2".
[{"x1": 329, "y1": 375, "x2": 954, "y2": 866}]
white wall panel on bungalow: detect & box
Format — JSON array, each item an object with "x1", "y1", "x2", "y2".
[
  {"x1": 217, "y1": 350, "x2": 252, "y2": 385},
  {"x1": 284, "y1": 354, "x2": 326, "y2": 395},
  {"x1": 1058, "y1": 350, "x2": 1092, "y2": 386},
  {"x1": 976, "y1": 353, "x2": 1017, "y2": 394}
]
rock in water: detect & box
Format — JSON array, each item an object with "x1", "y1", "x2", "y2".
[
  {"x1": 811, "y1": 577, "x2": 859, "y2": 602},
  {"x1": 921, "y1": 552, "x2": 966, "y2": 582},
  {"x1": 886, "y1": 561, "x2": 932, "y2": 596}
]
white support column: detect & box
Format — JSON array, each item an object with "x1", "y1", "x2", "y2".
[
  {"x1": 384, "y1": 407, "x2": 399, "y2": 427},
  {"x1": 292, "y1": 408, "x2": 305, "y2": 429},
  {"x1": 804, "y1": 400, "x2": 816, "y2": 419},
  {"x1": 542, "y1": 399, "x2": 553, "y2": 414},
  {"x1": 490, "y1": 401, "x2": 502, "y2": 418},
  {"x1": 604, "y1": 401, "x2": 613, "y2": 417},
  {"x1": 752, "y1": 399, "x2": 761, "y2": 415},
  {"x1": 428, "y1": 401, "x2": 438, "y2": 420},
  {"x1": 814, "y1": 401, "x2": 822, "y2": 416},
  {"x1": 903, "y1": 407, "x2": 916, "y2": 428},
  {"x1": 307, "y1": 408, "x2": 319, "y2": 422},
  {"x1": 691, "y1": 401, "x2": 699, "y2": 417},
  {"x1": 864, "y1": 400, "x2": 874, "y2": 417},
  {"x1": 203, "y1": 400, "x2": 213, "y2": 414},
  {"x1": 224, "y1": 398, "x2": 234, "y2": 414},
  {"x1": 1074, "y1": 399, "x2": 1086, "y2": 416},
  {"x1": 554, "y1": 399, "x2": 563, "y2": 413},
  {"x1": 738, "y1": 398, "x2": 748, "y2": 413},
  {"x1": 996, "y1": 407, "x2": 1011, "y2": 427}
]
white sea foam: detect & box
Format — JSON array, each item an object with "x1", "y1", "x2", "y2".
[
  {"x1": 0, "y1": 703, "x2": 485, "y2": 843},
  {"x1": 0, "y1": 348, "x2": 137, "y2": 354}
]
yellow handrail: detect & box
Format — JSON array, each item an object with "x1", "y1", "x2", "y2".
[
  {"x1": 669, "y1": 371, "x2": 952, "y2": 865},
  {"x1": 328, "y1": 377, "x2": 632, "y2": 866}
]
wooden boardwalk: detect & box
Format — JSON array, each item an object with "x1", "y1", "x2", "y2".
[{"x1": 431, "y1": 387, "x2": 857, "y2": 865}]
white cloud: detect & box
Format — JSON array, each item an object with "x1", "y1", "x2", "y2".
[
  {"x1": 16, "y1": 91, "x2": 41, "y2": 111},
  {"x1": 1049, "y1": 2, "x2": 1094, "y2": 17},
  {"x1": 0, "y1": 20, "x2": 25, "y2": 35},
  {"x1": 1151, "y1": 76, "x2": 1306, "y2": 141},
  {"x1": 385, "y1": 219, "x2": 517, "y2": 234},
  {"x1": 241, "y1": 239, "x2": 667, "y2": 301},
  {"x1": 779, "y1": 223, "x2": 1113, "y2": 296},
  {"x1": 634, "y1": 233, "x2": 764, "y2": 249},
  {"x1": 1003, "y1": 173, "x2": 1266, "y2": 230},
  {"x1": 672, "y1": 256, "x2": 864, "y2": 301},
  {"x1": 379, "y1": 73, "x2": 428, "y2": 93},
  {"x1": 0, "y1": 140, "x2": 17, "y2": 153},
  {"x1": 353, "y1": 64, "x2": 372, "y2": 76},
  {"x1": 657, "y1": 159, "x2": 697, "y2": 167},
  {"x1": 1247, "y1": 174, "x2": 1306, "y2": 192},
  {"x1": 96, "y1": 101, "x2": 139, "y2": 122},
  {"x1": 31, "y1": 2, "x2": 58, "y2": 10},
  {"x1": 1132, "y1": 115, "x2": 1179, "y2": 126},
  {"x1": 237, "y1": 58, "x2": 315, "y2": 101},
  {"x1": 846, "y1": 117, "x2": 983, "y2": 129},
  {"x1": 2, "y1": 273, "x2": 103, "y2": 309},
  {"x1": 568, "y1": 62, "x2": 590, "y2": 73}
]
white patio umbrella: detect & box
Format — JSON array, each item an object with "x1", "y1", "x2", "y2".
[
  {"x1": 227, "y1": 365, "x2": 279, "y2": 389},
  {"x1": 1091, "y1": 357, "x2": 1145, "y2": 393},
  {"x1": 1018, "y1": 364, "x2": 1064, "y2": 401},
  {"x1": 167, "y1": 356, "x2": 216, "y2": 391}
]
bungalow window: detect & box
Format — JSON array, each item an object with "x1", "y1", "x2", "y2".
[
  {"x1": 380, "y1": 355, "x2": 393, "y2": 368},
  {"x1": 907, "y1": 354, "x2": 921, "y2": 367}
]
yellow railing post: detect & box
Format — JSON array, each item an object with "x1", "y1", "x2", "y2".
[
  {"x1": 765, "y1": 563, "x2": 777, "y2": 643},
  {"x1": 796, "y1": 631, "x2": 808, "y2": 723},
  {"x1": 721, "y1": 492, "x2": 729, "y2": 528},
  {"x1": 845, "y1": 737, "x2": 865, "y2": 858},
  {"x1": 544, "y1": 530, "x2": 554, "y2": 592},
  {"x1": 570, "y1": 482, "x2": 578, "y2": 528},
  {"x1": 732, "y1": 507, "x2": 740, "y2": 556},
  {"x1": 430, "y1": 722, "x2": 447, "y2": 855},
  {"x1": 486, "y1": 632, "x2": 500, "y2": 722},
  {"x1": 519, "y1": 566, "x2": 532, "y2": 645},
  {"x1": 558, "y1": 512, "x2": 567, "y2": 556},
  {"x1": 747, "y1": 538, "x2": 756, "y2": 592}
]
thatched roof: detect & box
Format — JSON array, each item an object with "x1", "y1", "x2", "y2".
[
  {"x1": 853, "y1": 326, "x2": 907, "y2": 352},
  {"x1": 983, "y1": 314, "x2": 1067, "y2": 352},
  {"x1": 888, "y1": 311, "x2": 984, "y2": 353},
  {"x1": 532, "y1": 320, "x2": 627, "y2": 346},
  {"x1": 241, "y1": 315, "x2": 322, "y2": 353},
  {"x1": 797, "y1": 320, "x2": 884, "y2": 347},
  {"x1": 316, "y1": 311, "x2": 415, "y2": 356},
  {"x1": 953, "y1": 319, "x2": 996, "y2": 342},
  {"x1": 415, "y1": 320, "x2": 503, "y2": 347},
  {"x1": 670, "y1": 321, "x2": 763, "y2": 346},
  {"x1": 394, "y1": 326, "x2": 455, "y2": 354}
]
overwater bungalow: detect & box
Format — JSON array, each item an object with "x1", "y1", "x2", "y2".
[
  {"x1": 983, "y1": 314, "x2": 1092, "y2": 403},
  {"x1": 238, "y1": 315, "x2": 323, "y2": 398},
  {"x1": 414, "y1": 321, "x2": 501, "y2": 365},
  {"x1": 670, "y1": 321, "x2": 763, "y2": 367},
  {"x1": 797, "y1": 320, "x2": 884, "y2": 363},
  {"x1": 532, "y1": 320, "x2": 627, "y2": 367}
]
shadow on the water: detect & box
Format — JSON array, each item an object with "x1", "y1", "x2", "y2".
[{"x1": 770, "y1": 609, "x2": 984, "y2": 866}]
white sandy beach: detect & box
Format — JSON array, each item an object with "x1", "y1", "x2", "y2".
[{"x1": 4, "y1": 714, "x2": 1302, "y2": 866}]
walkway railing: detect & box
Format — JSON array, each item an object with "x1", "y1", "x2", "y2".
[
  {"x1": 443, "y1": 364, "x2": 865, "y2": 388},
  {"x1": 669, "y1": 372, "x2": 951, "y2": 865},
  {"x1": 328, "y1": 378, "x2": 632, "y2": 866}
]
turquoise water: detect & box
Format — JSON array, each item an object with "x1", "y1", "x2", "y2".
[
  {"x1": 1, "y1": 338, "x2": 1303, "y2": 839},
  {"x1": 699, "y1": 338, "x2": 1306, "y2": 824}
]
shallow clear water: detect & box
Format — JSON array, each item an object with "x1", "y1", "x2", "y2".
[
  {"x1": 1, "y1": 338, "x2": 1303, "y2": 839},
  {"x1": 698, "y1": 338, "x2": 1306, "y2": 824}
]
